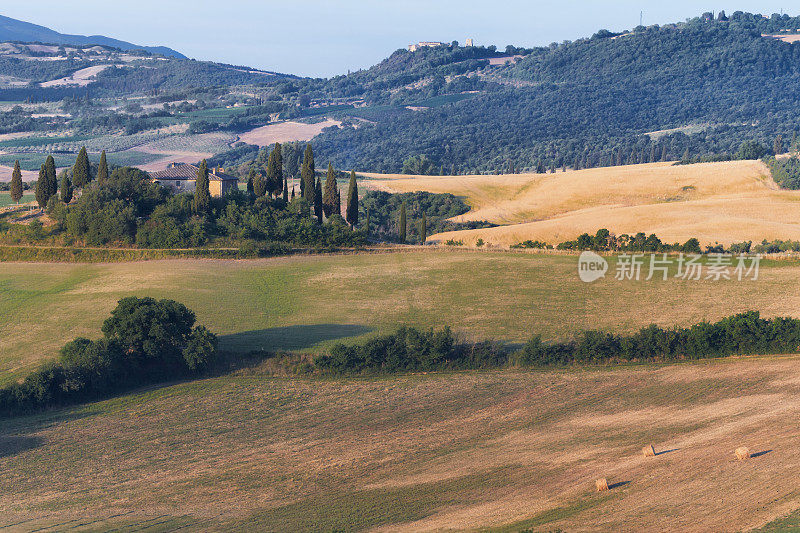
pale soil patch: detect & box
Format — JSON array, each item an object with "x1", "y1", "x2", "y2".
[
  {"x1": 40, "y1": 65, "x2": 114, "y2": 87},
  {"x1": 237, "y1": 119, "x2": 341, "y2": 147},
  {"x1": 0, "y1": 165, "x2": 40, "y2": 182},
  {"x1": 763, "y1": 34, "x2": 800, "y2": 43},
  {"x1": 364, "y1": 161, "x2": 800, "y2": 247}
]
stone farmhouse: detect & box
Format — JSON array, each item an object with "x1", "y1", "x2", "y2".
[{"x1": 150, "y1": 163, "x2": 238, "y2": 197}]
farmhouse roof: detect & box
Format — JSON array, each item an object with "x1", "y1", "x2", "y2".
[{"x1": 150, "y1": 163, "x2": 237, "y2": 182}]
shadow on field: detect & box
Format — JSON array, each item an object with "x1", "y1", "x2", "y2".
[
  {"x1": 0, "y1": 435, "x2": 43, "y2": 458},
  {"x1": 609, "y1": 481, "x2": 631, "y2": 490},
  {"x1": 751, "y1": 450, "x2": 772, "y2": 458},
  {"x1": 219, "y1": 324, "x2": 373, "y2": 352}
]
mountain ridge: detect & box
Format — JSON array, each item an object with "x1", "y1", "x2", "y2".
[{"x1": 0, "y1": 14, "x2": 185, "y2": 58}]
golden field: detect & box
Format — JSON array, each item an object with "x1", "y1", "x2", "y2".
[{"x1": 362, "y1": 160, "x2": 800, "y2": 247}]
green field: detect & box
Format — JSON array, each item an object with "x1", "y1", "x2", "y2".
[
  {"x1": 0, "y1": 192, "x2": 35, "y2": 206},
  {"x1": 3, "y1": 250, "x2": 800, "y2": 384},
  {"x1": 0, "y1": 134, "x2": 95, "y2": 149}
]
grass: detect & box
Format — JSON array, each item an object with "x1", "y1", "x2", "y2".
[
  {"x1": 0, "y1": 192, "x2": 34, "y2": 206},
  {"x1": 0, "y1": 153, "x2": 78, "y2": 171},
  {"x1": 756, "y1": 509, "x2": 800, "y2": 532},
  {"x1": 2, "y1": 357, "x2": 800, "y2": 531},
  {"x1": 363, "y1": 160, "x2": 800, "y2": 247},
  {"x1": 2, "y1": 249, "x2": 800, "y2": 384},
  {"x1": 0, "y1": 134, "x2": 95, "y2": 148}
]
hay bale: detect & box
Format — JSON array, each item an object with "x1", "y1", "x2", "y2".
[
  {"x1": 735, "y1": 447, "x2": 750, "y2": 461},
  {"x1": 596, "y1": 478, "x2": 609, "y2": 492},
  {"x1": 642, "y1": 444, "x2": 656, "y2": 457}
]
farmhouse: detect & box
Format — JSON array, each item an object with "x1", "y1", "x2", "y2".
[
  {"x1": 408, "y1": 41, "x2": 445, "y2": 52},
  {"x1": 150, "y1": 163, "x2": 238, "y2": 197}
]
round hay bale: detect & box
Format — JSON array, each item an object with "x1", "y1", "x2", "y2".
[
  {"x1": 735, "y1": 447, "x2": 751, "y2": 461},
  {"x1": 596, "y1": 478, "x2": 609, "y2": 492},
  {"x1": 642, "y1": 444, "x2": 656, "y2": 457}
]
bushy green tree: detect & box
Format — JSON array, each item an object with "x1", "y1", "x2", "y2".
[
  {"x1": 73, "y1": 147, "x2": 91, "y2": 188},
  {"x1": 10, "y1": 160, "x2": 23, "y2": 204},
  {"x1": 402, "y1": 154, "x2": 435, "y2": 175},
  {"x1": 345, "y1": 170, "x2": 358, "y2": 227}
]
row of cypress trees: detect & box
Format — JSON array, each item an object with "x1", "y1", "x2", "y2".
[
  {"x1": 248, "y1": 143, "x2": 360, "y2": 227},
  {"x1": 396, "y1": 202, "x2": 428, "y2": 244},
  {"x1": 17, "y1": 147, "x2": 110, "y2": 208}
]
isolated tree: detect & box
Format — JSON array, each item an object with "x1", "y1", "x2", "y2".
[
  {"x1": 345, "y1": 170, "x2": 358, "y2": 227},
  {"x1": 193, "y1": 160, "x2": 210, "y2": 213},
  {"x1": 419, "y1": 212, "x2": 427, "y2": 243},
  {"x1": 313, "y1": 176, "x2": 323, "y2": 223},
  {"x1": 34, "y1": 164, "x2": 49, "y2": 208},
  {"x1": 97, "y1": 150, "x2": 109, "y2": 182},
  {"x1": 322, "y1": 163, "x2": 338, "y2": 217},
  {"x1": 72, "y1": 146, "x2": 91, "y2": 188},
  {"x1": 44, "y1": 155, "x2": 58, "y2": 198},
  {"x1": 10, "y1": 160, "x2": 23, "y2": 205},
  {"x1": 300, "y1": 143, "x2": 315, "y2": 198},
  {"x1": 398, "y1": 201, "x2": 407, "y2": 242},
  {"x1": 60, "y1": 173, "x2": 73, "y2": 204}
]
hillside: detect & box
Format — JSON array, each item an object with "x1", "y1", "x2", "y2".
[
  {"x1": 364, "y1": 160, "x2": 800, "y2": 247},
  {"x1": 3, "y1": 356, "x2": 800, "y2": 531},
  {"x1": 0, "y1": 14, "x2": 184, "y2": 57}
]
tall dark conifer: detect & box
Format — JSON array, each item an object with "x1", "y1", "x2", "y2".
[
  {"x1": 60, "y1": 173, "x2": 73, "y2": 204},
  {"x1": 271, "y1": 142, "x2": 283, "y2": 196},
  {"x1": 35, "y1": 164, "x2": 48, "y2": 208},
  {"x1": 300, "y1": 144, "x2": 315, "y2": 199},
  {"x1": 10, "y1": 160, "x2": 23, "y2": 205},
  {"x1": 97, "y1": 150, "x2": 109, "y2": 182},
  {"x1": 72, "y1": 147, "x2": 91, "y2": 188},
  {"x1": 345, "y1": 171, "x2": 358, "y2": 228},
  {"x1": 313, "y1": 177, "x2": 323, "y2": 223},
  {"x1": 323, "y1": 163, "x2": 338, "y2": 217},
  {"x1": 398, "y1": 202, "x2": 407, "y2": 242},
  {"x1": 45, "y1": 155, "x2": 58, "y2": 198},
  {"x1": 282, "y1": 175, "x2": 288, "y2": 202},
  {"x1": 193, "y1": 160, "x2": 211, "y2": 213},
  {"x1": 420, "y1": 212, "x2": 427, "y2": 243}
]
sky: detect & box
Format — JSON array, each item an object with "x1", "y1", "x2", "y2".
[{"x1": 1, "y1": 1, "x2": 798, "y2": 77}]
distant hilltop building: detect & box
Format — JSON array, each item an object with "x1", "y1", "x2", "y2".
[
  {"x1": 408, "y1": 41, "x2": 445, "y2": 52},
  {"x1": 466, "y1": 38, "x2": 474, "y2": 47}
]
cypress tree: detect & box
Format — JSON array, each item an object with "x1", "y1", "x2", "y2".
[
  {"x1": 271, "y1": 142, "x2": 283, "y2": 197},
  {"x1": 300, "y1": 144, "x2": 315, "y2": 198},
  {"x1": 398, "y1": 202, "x2": 407, "y2": 242},
  {"x1": 313, "y1": 176, "x2": 323, "y2": 223},
  {"x1": 365, "y1": 208, "x2": 370, "y2": 235},
  {"x1": 775, "y1": 134, "x2": 784, "y2": 156},
  {"x1": 323, "y1": 163, "x2": 338, "y2": 217},
  {"x1": 97, "y1": 150, "x2": 108, "y2": 182},
  {"x1": 345, "y1": 170, "x2": 358, "y2": 227},
  {"x1": 265, "y1": 149, "x2": 277, "y2": 196},
  {"x1": 193, "y1": 160, "x2": 211, "y2": 213},
  {"x1": 60, "y1": 173, "x2": 73, "y2": 204},
  {"x1": 282, "y1": 175, "x2": 288, "y2": 202},
  {"x1": 253, "y1": 173, "x2": 267, "y2": 197},
  {"x1": 792, "y1": 131, "x2": 798, "y2": 152},
  {"x1": 44, "y1": 155, "x2": 58, "y2": 198},
  {"x1": 35, "y1": 164, "x2": 48, "y2": 208},
  {"x1": 246, "y1": 169, "x2": 255, "y2": 195},
  {"x1": 10, "y1": 160, "x2": 23, "y2": 205},
  {"x1": 419, "y1": 212, "x2": 427, "y2": 243},
  {"x1": 72, "y1": 147, "x2": 91, "y2": 188}
]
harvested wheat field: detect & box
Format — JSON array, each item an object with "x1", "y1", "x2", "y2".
[
  {"x1": 362, "y1": 160, "x2": 800, "y2": 247},
  {"x1": 238, "y1": 119, "x2": 341, "y2": 147},
  {"x1": 2, "y1": 356, "x2": 800, "y2": 531}
]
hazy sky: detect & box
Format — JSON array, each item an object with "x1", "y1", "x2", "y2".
[{"x1": 1, "y1": 1, "x2": 797, "y2": 77}]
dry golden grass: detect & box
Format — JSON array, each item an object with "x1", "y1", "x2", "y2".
[
  {"x1": 362, "y1": 160, "x2": 800, "y2": 247},
  {"x1": 2, "y1": 357, "x2": 800, "y2": 531}
]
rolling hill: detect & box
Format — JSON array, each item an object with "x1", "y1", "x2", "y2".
[
  {"x1": 0, "y1": 14, "x2": 185, "y2": 58},
  {"x1": 364, "y1": 160, "x2": 800, "y2": 247}
]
